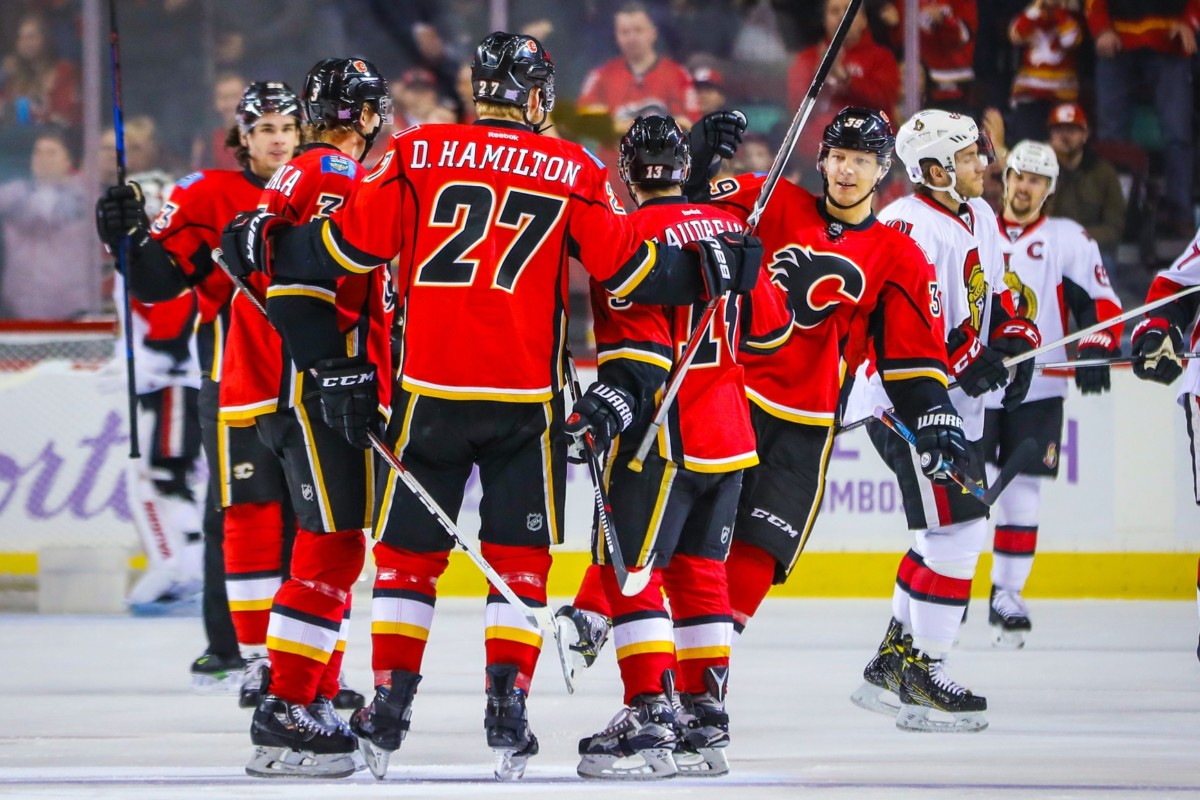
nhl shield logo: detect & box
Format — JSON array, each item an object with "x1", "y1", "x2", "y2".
[
  {"x1": 526, "y1": 513, "x2": 544, "y2": 532},
  {"x1": 301, "y1": 484, "x2": 314, "y2": 502}
]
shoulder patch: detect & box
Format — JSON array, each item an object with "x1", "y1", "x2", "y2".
[
  {"x1": 320, "y1": 155, "x2": 357, "y2": 177},
  {"x1": 581, "y1": 147, "x2": 607, "y2": 170},
  {"x1": 175, "y1": 171, "x2": 204, "y2": 189}
]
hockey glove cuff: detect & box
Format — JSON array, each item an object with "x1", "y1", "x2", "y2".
[
  {"x1": 95, "y1": 182, "x2": 149, "y2": 251},
  {"x1": 946, "y1": 325, "x2": 1008, "y2": 397},
  {"x1": 914, "y1": 404, "x2": 969, "y2": 485},
  {"x1": 563, "y1": 383, "x2": 636, "y2": 463},
  {"x1": 1074, "y1": 332, "x2": 1118, "y2": 395},
  {"x1": 1131, "y1": 317, "x2": 1185, "y2": 385},
  {"x1": 220, "y1": 210, "x2": 292, "y2": 278},
  {"x1": 311, "y1": 357, "x2": 383, "y2": 450}
]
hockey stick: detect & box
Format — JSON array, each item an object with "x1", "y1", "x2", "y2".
[
  {"x1": 109, "y1": 0, "x2": 139, "y2": 458},
  {"x1": 212, "y1": 251, "x2": 557, "y2": 640},
  {"x1": 1036, "y1": 351, "x2": 1199, "y2": 371},
  {"x1": 627, "y1": 0, "x2": 865, "y2": 473},
  {"x1": 873, "y1": 407, "x2": 1039, "y2": 506},
  {"x1": 841, "y1": 284, "x2": 1200, "y2": 433},
  {"x1": 564, "y1": 357, "x2": 656, "y2": 597}
]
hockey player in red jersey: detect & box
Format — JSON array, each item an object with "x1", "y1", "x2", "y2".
[
  {"x1": 982, "y1": 140, "x2": 1123, "y2": 648},
  {"x1": 95, "y1": 83, "x2": 305, "y2": 698},
  {"x1": 217, "y1": 58, "x2": 393, "y2": 779},
  {"x1": 562, "y1": 116, "x2": 791, "y2": 780},
  {"x1": 220, "y1": 32, "x2": 762, "y2": 781}
]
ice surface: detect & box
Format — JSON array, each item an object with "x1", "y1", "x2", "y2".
[{"x1": 3, "y1": 598, "x2": 1199, "y2": 799}]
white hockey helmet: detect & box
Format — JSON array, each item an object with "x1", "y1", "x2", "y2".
[
  {"x1": 1004, "y1": 139, "x2": 1059, "y2": 196},
  {"x1": 895, "y1": 109, "x2": 990, "y2": 203}
]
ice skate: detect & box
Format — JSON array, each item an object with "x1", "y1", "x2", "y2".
[
  {"x1": 484, "y1": 664, "x2": 538, "y2": 781},
  {"x1": 895, "y1": 648, "x2": 988, "y2": 733},
  {"x1": 555, "y1": 605, "x2": 611, "y2": 692},
  {"x1": 350, "y1": 670, "x2": 421, "y2": 780},
  {"x1": 850, "y1": 617, "x2": 909, "y2": 716},
  {"x1": 989, "y1": 586, "x2": 1032, "y2": 649},
  {"x1": 308, "y1": 695, "x2": 364, "y2": 772},
  {"x1": 578, "y1": 670, "x2": 680, "y2": 780},
  {"x1": 333, "y1": 671, "x2": 366, "y2": 710},
  {"x1": 127, "y1": 566, "x2": 202, "y2": 617},
  {"x1": 246, "y1": 694, "x2": 359, "y2": 779},
  {"x1": 189, "y1": 651, "x2": 245, "y2": 695},
  {"x1": 238, "y1": 654, "x2": 270, "y2": 709},
  {"x1": 674, "y1": 666, "x2": 730, "y2": 777}
]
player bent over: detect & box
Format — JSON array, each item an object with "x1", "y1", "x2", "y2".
[
  {"x1": 982, "y1": 140, "x2": 1123, "y2": 648},
  {"x1": 564, "y1": 116, "x2": 788, "y2": 780},
  {"x1": 853, "y1": 109, "x2": 1041, "y2": 732},
  {"x1": 219, "y1": 58, "x2": 392, "y2": 779},
  {"x1": 221, "y1": 32, "x2": 761, "y2": 781}
]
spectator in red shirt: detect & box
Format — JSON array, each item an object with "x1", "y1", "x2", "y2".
[
  {"x1": 874, "y1": 1, "x2": 977, "y2": 113},
  {"x1": 0, "y1": 13, "x2": 81, "y2": 130},
  {"x1": 191, "y1": 71, "x2": 244, "y2": 171},
  {"x1": 692, "y1": 66, "x2": 727, "y2": 116},
  {"x1": 1008, "y1": 0, "x2": 1084, "y2": 145},
  {"x1": 578, "y1": 2, "x2": 700, "y2": 136}
]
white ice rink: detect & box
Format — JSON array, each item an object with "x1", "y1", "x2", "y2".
[{"x1": 3, "y1": 598, "x2": 1199, "y2": 799}]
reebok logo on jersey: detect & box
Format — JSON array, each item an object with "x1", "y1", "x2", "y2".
[
  {"x1": 749, "y1": 507, "x2": 799, "y2": 538},
  {"x1": 916, "y1": 412, "x2": 963, "y2": 429}
]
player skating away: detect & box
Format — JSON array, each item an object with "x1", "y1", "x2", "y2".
[
  {"x1": 982, "y1": 140, "x2": 1123, "y2": 648},
  {"x1": 1129, "y1": 223, "x2": 1200, "y2": 661},
  {"x1": 562, "y1": 116, "x2": 791, "y2": 780},
  {"x1": 220, "y1": 32, "x2": 762, "y2": 781},
  {"x1": 95, "y1": 83, "x2": 301, "y2": 695},
  {"x1": 216, "y1": 58, "x2": 392, "y2": 780},
  {"x1": 855, "y1": 109, "x2": 1042, "y2": 732}
]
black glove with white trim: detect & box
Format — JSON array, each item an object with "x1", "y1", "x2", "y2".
[
  {"x1": 563, "y1": 382, "x2": 636, "y2": 463},
  {"x1": 914, "y1": 403, "x2": 969, "y2": 485},
  {"x1": 311, "y1": 356, "x2": 383, "y2": 449},
  {"x1": 220, "y1": 210, "x2": 292, "y2": 278}
]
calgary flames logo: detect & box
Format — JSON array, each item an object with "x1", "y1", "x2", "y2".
[{"x1": 768, "y1": 245, "x2": 866, "y2": 329}]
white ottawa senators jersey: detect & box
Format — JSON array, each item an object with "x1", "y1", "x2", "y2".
[
  {"x1": 1144, "y1": 229, "x2": 1200, "y2": 402},
  {"x1": 986, "y1": 215, "x2": 1123, "y2": 407},
  {"x1": 872, "y1": 195, "x2": 1006, "y2": 439}
]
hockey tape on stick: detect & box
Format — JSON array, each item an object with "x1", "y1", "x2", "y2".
[{"x1": 212, "y1": 249, "x2": 557, "y2": 638}]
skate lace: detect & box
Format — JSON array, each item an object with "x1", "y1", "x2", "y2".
[
  {"x1": 992, "y1": 589, "x2": 1029, "y2": 619},
  {"x1": 928, "y1": 661, "x2": 967, "y2": 697},
  {"x1": 598, "y1": 706, "x2": 637, "y2": 736}
]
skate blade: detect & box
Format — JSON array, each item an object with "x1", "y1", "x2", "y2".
[
  {"x1": 360, "y1": 739, "x2": 392, "y2": 780},
  {"x1": 493, "y1": 748, "x2": 531, "y2": 781},
  {"x1": 990, "y1": 624, "x2": 1028, "y2": 649},
  {"x1": 895, "y1": 704, "x2": 988, "y2": 733},
  {"x1": 245, "y1": 746, "x2": 358, "y2": 779},
  {"x1": 577, "y1": 748, "x2": 679, "y2": 780},
  {"x1": 128, "y1": 595, "x2": 202, "y2": 618},
  {"x1": 190, "y1": 672, "x2": 243, "y2": 696},
  {"x1": 554, "y1": 617, "x2": 582, "y2": 694},
  {"x1": 673, "y1": 746, "x2": 729, "y2": 777},
  {"x1": 849, "y1": 681, "x2": 901, "y2": 717}
]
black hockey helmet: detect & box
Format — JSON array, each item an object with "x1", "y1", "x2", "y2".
[
  {"x1": 471, "y1": 32, "x2": 555, "y2": 126},
  {"x1": 236, "y1": 81, "x2": 301, "y2": 135},
  {"x1": 302, "y1": 57, "x2": 392, "y2": 161},
  {"x1": 820, "y1": 106, "x2": 895, "y2": 163},
  {"x1": 618, "y1": 115, "x2": 691, "y2": 195}
]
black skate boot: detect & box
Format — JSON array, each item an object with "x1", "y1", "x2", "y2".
[
  {"x1": 675, "y1": 666, "x2": 730, "y2": 777},
  {"x1": 989, "y1": 585, "x2": 1032, "y2": 649},
  {"x1": 190, "y1": 651, "x2": 245, "y2": 695},
  {"x1": 849, "y1": 617, "x2": 910, "y2": 716},
  {"x1": 577, "y1": 670, "x2": 680, "y2": 780},
  {"x1": 484, "y1": 664, "x2": 539, "y2": 781},
  {"x1": 350, "y1": 669, "x2": 421, "y2": 780},
  {"x1": 238, "y1": 654, "x2": 270, "y2": 709},
  {"x1": 247, "y1": 694, "x2": 360, "y2": 778},
  {"x1": 895, "y1": 647, "x2": 988, "y2": 733},
  {"x1": 555, "y1": 605, "x2": 612, "y2": 692},
  {"x1": 333, "y1": 671, "x2": 366, "y2": 710}
]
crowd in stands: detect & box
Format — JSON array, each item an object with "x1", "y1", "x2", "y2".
[{"x1": 0, "y1": 0, "x2": 1197, "y2": 318}]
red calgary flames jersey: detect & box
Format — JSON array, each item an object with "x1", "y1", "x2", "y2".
[
  {"x1": 711, "y1": 174, "x2": 948, "y2": 426},
  {"x1": 318, "y1": 119, "x2": 662, "y2": 403},
  {"x1": 578, "y1": 56, "x2": 700, "y2": 126},
  {"x1": 591, "y1": 197, "x2": 792, "y2": 472},
  {"x1": 149, "y1": 168, "x2": 266, "y2": 378},
  {"x1": 220, "y1": 145, "x2": 392, "y2": 423}
]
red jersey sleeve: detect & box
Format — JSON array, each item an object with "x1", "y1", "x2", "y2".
[
  {"x1": 867, "y1": 233, "x2": 949, "y2": 387},
  {"x1": 740, "y1": 267, "x2": 793, "y2": 355}
]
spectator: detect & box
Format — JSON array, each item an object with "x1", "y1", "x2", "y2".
[
  {"x1": 0, "y1": 13, "x2": 81, "y2": 129},
  {"x1": 578, "y1": 2, "x2": 700, "y2": 135},
  {"x1": 191, "y1": 71, "x2": 245, "y2": 171},
  {"x1": 101, "y1": 116, "x2": 170, "y2": 186},
  {"x1": 395, "y1": 67, "x2": 456, "y2": 126},
  {"x1": 0, "y1": 128, "x2": 96, "y2": 319},
  {"x1": 732, "y1": 130, "x2": 773, "y2": 175},
  {"x1": 692, "y1": 66, "x2": 727, "y2": 116},
  {"x1": 873, "y1": 1, "x2": 977, "y2": 113},
  {"x1": 1007, "y1": 0, "x2": 1084, "y2": 145},
  {"x1": 1087, "y1": 0, "x2": 1199, "y2": 236},
  {"x1": 1046, "y1": 102, "x2": 1127, "y2": 272}
]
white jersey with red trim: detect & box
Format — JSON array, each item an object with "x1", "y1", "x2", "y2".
[
  {"x1": 868, "y1": 194, "x2": 1005, "y2": 438},
  {"x1": 986, "y1": 215, "x2": 1123, "y2": 407}
]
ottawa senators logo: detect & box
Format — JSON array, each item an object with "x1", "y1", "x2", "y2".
[
  {"x1": 1001, "y1": 252, "x2": 1037, "y2": 321},
  {"x1": 768, "y1": 245, "x2": 867, "y2": 329},
  {"x1": 963, "y1": 247, "x2": 987, "y2": 333}
]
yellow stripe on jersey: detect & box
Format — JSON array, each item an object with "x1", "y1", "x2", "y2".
[
  {"x1": 607, "y1": 241, "x2": 658, "y2": 298},
  {"x1": 265, "y1": 284, "x2": 337, "y2": 304},
  {"x1": 615, "y1": 639, "x2": 676, "y2": 659},
  {"x1": 370, "y1": 621, "x2": 431, "y2": 641},
  {"x1": 681, "y1": 451, "x2": 759, "y2": 473},
  {"x1": 675, "y1": 644, "x2": 731, "y2": 661},
  {"x1": 295, "y1": 400, "x2": 336, "y2": 532},
  {"x1": 637, "y1": 461, "x2": 677, "y2": 566},
  {"x1": 321, "y1": 219, "x2": 378, "y2": 274},
  {"x1": 743, "y1": 323, "x2": 793, "y2": 352},
  {"x1": 786, "y1": 425, "x2": 835, "y2": 572},
  {"x1": 401, "y1": 376, "x2": 554, "y2": 403},
  {"x1": 746, "y1": 389, "x2": 836, "y2": 427},
  {"x1": 598, "y1": 347, "x2": 674, "y2": 372},
  {"x1": 882, "y1": 368, "x2": 949, "y2": 385},
  {"x1": 485, "y1": 624, "x2": 545, "y2": 648}
]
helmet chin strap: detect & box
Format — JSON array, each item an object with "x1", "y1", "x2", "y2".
[
  {"x1": 523, "y1": 102, "x2": 552, "y2": 135},
  {"x1": 921, "y1": 166, "x2": 970, "y2": 206},
  {"x1": 352, "y1": 121, "x2": 378, "y2": 164}
]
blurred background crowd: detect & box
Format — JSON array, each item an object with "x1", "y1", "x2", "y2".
[{"x1": 0, "y1": 0, "x2": 1195, "y2": 329}]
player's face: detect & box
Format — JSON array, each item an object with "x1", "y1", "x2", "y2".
[
  {"x1": 1004, "y1": 170, "x2": 1052, "y2": 218},
  {"x1": 242, "y1": 113, "x2": 300, "y2": 177},
  {"x1": 952, "y1": 143, "x2": 986, "y2": 199},
  {"x1": 823, "y1": 147, "x2": 885, "y2": 207},
  {"x1": 615, "y1": 11, "x2": 656, "y2": 60}
]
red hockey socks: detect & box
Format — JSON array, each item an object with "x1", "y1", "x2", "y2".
[
  {"x1": 601, "y1": 564, "x2": 676, "y2": 704},
  {"x1": 223, "y1": 500, "x2": 284, "y2": 648},
  {"x1": 481, "y1": 542, "x2": 551, "y2": 693},
  {"x1": 725, "y1": 539, "x2": 777, "y2": 634},
  {"x1": 572, "y1": 562, "x2": 612, "y2": 618},
  {"x1": 316, "y1": 597, "x2": 352, "y2": 700},
  {"x1": 370, "y1": 543, "x2": 449, "y2": 688},
  {"x1": 662, "y1": 554, "x2": 732, "y2": 695}
]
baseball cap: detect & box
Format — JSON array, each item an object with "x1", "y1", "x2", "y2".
[
  {"x1": 400, "y1": 67, "x2": 438, "y2": 89},
  {"x1": 692, "y1": 66, "x2": 724, "y2": 90},
  {"x1": 1047, "y1": 102, "x2": 1088, "y2": 130}
]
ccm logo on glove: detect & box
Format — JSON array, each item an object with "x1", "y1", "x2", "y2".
[{"x1": 320, "y1": 373, "x2": 376, "y2": 388}]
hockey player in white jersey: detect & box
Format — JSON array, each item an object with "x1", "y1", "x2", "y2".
[
  {"x1": 852, "y1": 110, "x2": 1041, "y2": 732},
  {"x1": 1129, "y1": 224, "x2": 1200, "y2": 661},
  {"x1": 982, "y1": 141, "x2": 1123, "y2": 648}
]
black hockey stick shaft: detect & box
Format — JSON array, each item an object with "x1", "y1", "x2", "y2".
[
  {"x1": 981, "y1": 437, "x2": 1040, "y2": 506},
  {"x1": 628, "y1": 0, "x2": 865, "y2": 472},
  {"x1": 109, "y1": 0, "x2": 139, "y2": 458}
]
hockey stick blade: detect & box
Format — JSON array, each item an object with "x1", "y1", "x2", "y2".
[{"x1": 981, "y1": 438, "x2": 1040, "y2": 506}]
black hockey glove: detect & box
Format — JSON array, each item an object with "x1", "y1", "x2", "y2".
[
  {"x1": 946, "y1": 325, "x2": 1008, "y2": 397},
  {"x1": 1131, "y1": 317, "x2": 1185, "y2": 385},
  {"x1": 95, "y1": 182, "x2": 149, "y2": 252},
  {"x1": 913, "y1": 403, "x2": 969, "y2": 485},
  {"x1": 563, "y1": 382, "x2": 636, "y2": 463},
  {"x1": 989, "y1": 316, "x2": 1041, "y2": 411},
  {"x1": 685, "y1": 231, "x2": 763, "y2": 300},
  {"x1": 1074, "y1": 331, "x2": 1118, "y2": 395},
  {"x1": 220, "y1": 210, "x2": 292, "y2": 278},
  {"x1": 311, "y1": 357, "x2": 383, "y2": 450}
]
